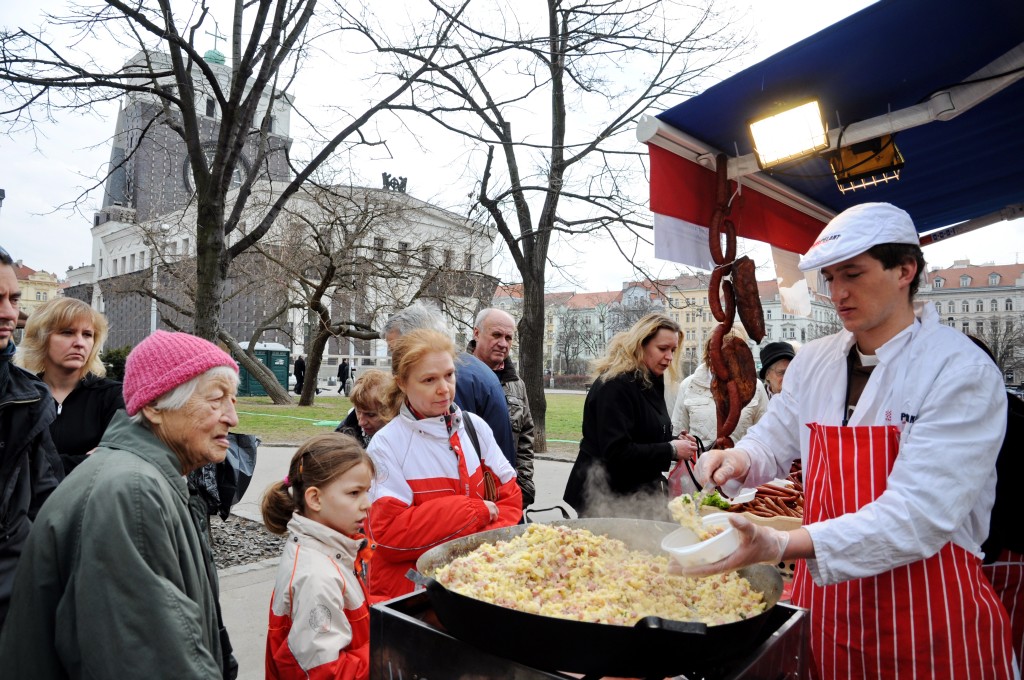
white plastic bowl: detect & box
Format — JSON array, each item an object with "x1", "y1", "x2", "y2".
[
  {"x1": 661, "y1": 513, "x2": 740, "y2": 568},
  {"x1": 729, "y1": 487, "x2": 757, "y2": 505}
]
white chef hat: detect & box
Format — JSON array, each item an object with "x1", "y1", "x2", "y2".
[{"x1": 798, "y1": 202, "x2": 920, "y2": 272}]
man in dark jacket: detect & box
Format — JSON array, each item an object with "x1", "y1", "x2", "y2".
[
  {"x1": 337, "y1": 359, "x2": 350, "y2": 394},
  {"x1": 470, "y1": 308, "x2": 535, "y2": 508},
  {"x1": 384, "y1": 302, "x2": 516, "y2": 467},
  {"x1": 293, "y1": 355, "x2": 306, "y2": 394},
  {"x1": 0, "y1": 246, "x2": 63, "y2": 630}
]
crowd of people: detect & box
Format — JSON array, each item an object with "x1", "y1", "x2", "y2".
[{"x1": 0, "y1": 199, "x2": 1020, "y2": 679}]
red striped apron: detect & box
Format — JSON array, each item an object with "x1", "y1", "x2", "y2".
[
  {"x1": 791, "y1": 424, "x2": 1014, "y2": 678},
  {"x1": 984, "y1": 550, "x2": 1024, "y2": 665}
]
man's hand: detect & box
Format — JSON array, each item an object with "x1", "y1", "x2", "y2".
[
  {"x1": 483, "y1": 500, "x2": 499, "y2": 522},
  {"x1": 695, "y1": 448, "x2": 751, "y2": 486},
  {"x1": 670, "y1": 515, "x2": 790, "y2": 577}
]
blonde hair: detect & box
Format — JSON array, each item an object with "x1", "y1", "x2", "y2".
[
  {"x1": 349, "y1": 368, "x2": 396, "y2": 420},
  {"x1": 16, "y1": 298, "x2": 110, "y2": 378},
  {"x1": 592, "y1": 313, "x2": 682, "y2": 387},
  {"x1": 261, "y1": 432, "x2": 375, "y2": 535},
  {"x1": 384, "y1": 328, "x2": 456, "y2": 414}
]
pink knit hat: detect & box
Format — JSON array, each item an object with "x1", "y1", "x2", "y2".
[{"x1": 123, "y1": 330, "x2": 238, "y2": 416}]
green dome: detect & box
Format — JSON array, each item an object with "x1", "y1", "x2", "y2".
[{"x1": 203, "y1": 49, "x2": 225, "y2": 65}]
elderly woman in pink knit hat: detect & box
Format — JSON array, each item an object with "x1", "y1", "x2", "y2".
[{"x1": 0, "y1": 330, "x2": 241, "y2": 680}]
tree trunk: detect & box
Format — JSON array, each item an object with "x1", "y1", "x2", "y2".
[
  {"x1": 298, "y1": 327, "x2": 332, "y2": 406},
  {"x1": 520, "y1": 268, "x2": 548, "y2": 453},
  {"x1": 217, "y1": 331, "x2": 293, "y2": 405},
  {"x1": 194, "y1": 205, "x2": 229, "y2": 341}
]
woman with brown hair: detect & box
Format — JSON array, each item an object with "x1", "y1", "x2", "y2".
[
  {"x1": 335, "y1": 368, "x2": 394, "y2": 447},
  {"x1": 563, "y1": 313, "x2": 697, "y2": 519},
  {"x1": 16, "y1": 297, "x2": 124, "y2": 474},
  {"x1": 365, "y1": 328, "x2": 521, "y2": 600}
]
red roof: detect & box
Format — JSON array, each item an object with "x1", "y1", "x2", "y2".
[
  {"x1": 564, "y1": 290, "x2": 621, "y2": 309},
  {"x1": 13, "y1": 263, "x2": 36, "y2": 280},
  {"x1": 927, "y1": 263, "x2": 1024, "y2": 290},
  {"x1": 494, "y1": 283, "x2": 524, "y2": 299}
]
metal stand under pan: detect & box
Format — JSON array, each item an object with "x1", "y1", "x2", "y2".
[{"x1": 370, "y1": 591, "x2": 809, "y2": 680}]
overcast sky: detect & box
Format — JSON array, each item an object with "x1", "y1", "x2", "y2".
[{"x1": 2, "y1": 0, "x2": 1022, "y2": 291}]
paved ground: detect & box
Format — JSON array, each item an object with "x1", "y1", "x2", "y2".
[{"x1": 219, "y1": 444, "x2": 577, "y2": 680}]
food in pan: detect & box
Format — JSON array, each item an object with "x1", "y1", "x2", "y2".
[{"x1": 433, "y1": 524, "x2": 766, "y2": 626}]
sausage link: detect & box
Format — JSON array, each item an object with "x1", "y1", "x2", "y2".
[
  {"x1": 720, "y1": 381, "x2": 741, "y2": 437},
  {"x1": 721, "y1": 278, "x2": 735, "y2": 326},
  {"x1": 723, "y1": 218, "x2": 737, "y2": 263},
  {"x1": 708, "y1": 266, "x2": 725, "y2": 322},
  {"x1": 708, "y1": 324, "x2": 729, "y2": 381},
  {"x1": 709, "y1": 208, "x2": 726, "y2": 265},
  {"x1": 731, "y1": 256, "x2": 766, "y2": 342}
]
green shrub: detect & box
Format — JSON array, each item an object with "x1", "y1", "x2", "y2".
[{"x1": 101, "y1": 345, "x2": 132, "y2": 381}]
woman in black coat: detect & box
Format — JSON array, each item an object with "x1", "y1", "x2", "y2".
[
  {"x1": 563, "y1": 313, "x2": 697, "y2": 519},
  {"x1": 16, "y1": 298, "x2": 124, "y2": 474}
]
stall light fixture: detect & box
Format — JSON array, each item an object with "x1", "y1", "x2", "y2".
[
  {"x1": 828, "y1": 135, "x2": 905, "y2": 194},
  {"x1": 749, "y1": 101, "x2": 829, "y2": 169}
]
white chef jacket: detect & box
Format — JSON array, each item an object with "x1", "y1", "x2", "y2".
[{"x1": 735, "y1": 301, "x2": 1007, "y2": 586}]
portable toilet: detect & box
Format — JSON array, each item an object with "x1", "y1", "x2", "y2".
[{"x1": 236, "y1": 341, "x2": 291, "y2": 396}]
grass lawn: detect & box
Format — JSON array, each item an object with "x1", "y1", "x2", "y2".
[{"x1": 235, "y1": 391, "x2": 586, "y2": 446}]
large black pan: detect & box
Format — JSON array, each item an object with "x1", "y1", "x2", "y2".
[{"x1": 410, "y1": 518, "x2": 783, "y2": 678}]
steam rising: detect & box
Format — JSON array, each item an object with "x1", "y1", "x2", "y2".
[{"x1": 577, "y1": 463, "x2": 672, "y2": 522}]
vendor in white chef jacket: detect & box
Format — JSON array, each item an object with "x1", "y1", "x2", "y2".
[{"x1": 683, "y1": 203, "x2": 1015, "y2": 678}]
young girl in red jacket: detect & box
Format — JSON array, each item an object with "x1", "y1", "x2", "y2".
[{"x1": 262, "y1": 432, "x2": 376, "y2": 680}]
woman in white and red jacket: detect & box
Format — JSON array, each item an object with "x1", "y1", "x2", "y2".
[{"x1": 366, "y1": 328, "x2": 522, "y2": 600}]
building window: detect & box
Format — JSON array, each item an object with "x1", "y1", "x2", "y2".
[
  {"x1": 130, "y1": 254, "x2": 136, "y2": 271},
  {"x1": 947, "y1": 301, "x2": 955, "y2": 314},
  {"x1": 975, "y1": 299, "x2": 984, "y2": 312},
  {"x1": 976, "y1": 321, "x2": 984, "y2": 334},
  {"x1": 443, "y1": 250, "x2": 453, "y2": 268},
  {"x1": 112, "y1": 259, "x2": 117, "y2": 275},
  {"x1": 961, "y1": 301, "x2": 970, "y2": 313},
  {"x1": 991, "y1": 299, "x2": 998, "y2": 312},
  {"x1": 182, "y1": 238, "x2": 189, "y2": 255},
  {"x1": 933, "y1": 278, "x2": 944, "y2": 289},
  {"x1": 421, "y1": 246, "x2": 432, "y2": 267},
  {"x1": 947, "y1": 317, "x2": 955, "y2": 327},
  {"x1": 962, "y1": 321, "x2": 969, "y2": 334},
  {"x1": 206, "y1": 97, "x2": 215, "y2": 117},
  {"x1": 989, "y1": 273, "x2": 1000, "y2": 285},
  {"x1": 373, "y1": 237, "x2": 385, "y2": 258},
  {"x1": 960, "y1": 275, "x2": 971, "y2": 287},
  {"x1": 464, "y1": 252, "x2": 473, "y2": 270},
  {"x1": 1007, "y1": 299, "x2": 1014, "y2": 311},
  {"x1": 766, "y1": 309, "x2": 772, "y2": 319},
  {"x1": 398, "y1": 241, "x2": 410, "y2": 265}
]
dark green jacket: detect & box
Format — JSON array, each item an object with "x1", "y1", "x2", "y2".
[{"x1": 0, "y1": 411, "x2": 235, "y2": 679}]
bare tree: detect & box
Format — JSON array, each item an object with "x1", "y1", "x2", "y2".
[
  {"x1": 607, "y1": 294, "x2": 666, "y2": 334},
  {"x1": 262, "y1": 180, "x2": 491, "y2": 404},
  {"x1": 0, "y1": 0, "x2": 459, "y2": 343},
  {"x1": 552, "y1": 306, "x2": 603, "y2": 375},
  {"x1": 974, "y1": 314, "x2": 1024, "y2": 383},
  {"x1": 350, "y1": 0, "x2": 747, "y2": 448}
]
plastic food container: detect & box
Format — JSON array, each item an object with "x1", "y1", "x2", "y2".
[{"x1": 661, "y1": 513, "x2": 740, "y2": 568}]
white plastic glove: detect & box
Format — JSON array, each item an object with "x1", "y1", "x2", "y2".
[
  {"x1": 671, "y1": 515, "x2": 790, "y2": 578},
  {"x1": 694, "y1": 448, "x2": 751, "y2": 487}
]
